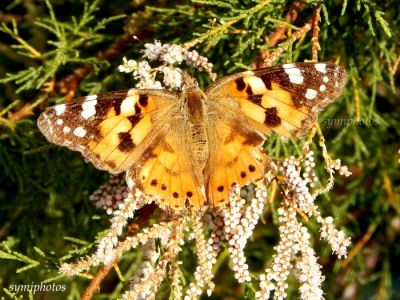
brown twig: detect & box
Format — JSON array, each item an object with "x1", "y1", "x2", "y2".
[
  {"x1": 341, "y1": 223, "x2": 377, "y2": 268},
  {"x1": 0, "y1": 206, "x2": 26, "y2": 239},
  {"x1": 311, "y1": 8, "x2": 321, "y2": 62},
  {"x1": 128, "y1": 203, "x2": 157, "y2": 233},
  {"x1": 254, "y1": 1, "x2": 306, "y2": 68},
  {"x1": 269, "y1": 1, "x2": 307, "y2": 47},
  {"x1": 262, "y1": 20, "x2": 313, "y2": 67},
  {"x1": 7, "y1": 104, "x2": 34, "y2": 121},
  {"x1": 391, "y1": 54, "x2": 400, "y2": 75},
  {"x1": 81, "y1": 257, "x2": 118, "y2": 300}
]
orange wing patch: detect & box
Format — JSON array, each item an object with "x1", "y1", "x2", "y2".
[
  {"x1": 205, "y1": 120, "x2": 268, "y2": 206},
  {"x1": 227, "y1": 75, "x2": 310, "y2": 137},
  {"x1": 85, "y1": 93, "x2": 163, "y2": 171},
  {"x1": 127, "y1": 130, "x2": 204, "y2": 212}
]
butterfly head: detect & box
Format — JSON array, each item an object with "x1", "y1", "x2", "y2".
[{"x1": 181, "y1": 71, "x2": 200, "y2": 92}]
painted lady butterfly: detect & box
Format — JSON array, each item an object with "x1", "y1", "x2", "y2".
[{"x1": 38, "y1": 62, "x2": 346, "y2": 212}]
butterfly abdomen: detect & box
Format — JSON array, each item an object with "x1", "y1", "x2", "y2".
[
  {"x1": 184, "y1": 90, "x2": 210, "y2": 169},
  {"x1": 188, "y1": 125, "x2": 209, "y2": 169}
]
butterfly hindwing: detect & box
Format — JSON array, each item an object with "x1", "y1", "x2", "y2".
[
  {"x1": 205, "y1": 62, "x2": 346, "y2": 139},
  {"x1": 38, "y1": 89, "x2": 178, "y2": 173},
  {"x1": 126, "y1": 121, "x2": 204, "y2": 211},
  {"x1": 205, "y1": 116, "x2": 268, "y2": 206}
]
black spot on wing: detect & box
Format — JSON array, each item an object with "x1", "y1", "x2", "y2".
[
  {"x1": 118, "y1": 132, "x2": 135, "y2": 152},
  {"x1": 260, "y1": 75, "x2": 273, "y2": 90},
  {"x1": 248, "y1": 94, "x2": 263, "y2": 105},
  {"x1": 248, "y1": 165, "x2": 256, "y2": 172},
  {"x1": 139, "y1": 94, "x2": 149, "y2": 107},
  {"x1": 113, "y1": 100, "x2": 121, "y2": 115},
  {"x1": 134, "y1": 103, "x2": 141, "y2": 114},
  {"x1": 246, "y1": 85, "x2": 253, "y2": 95},
  {"x1": 235, "y1": 77, "x2": 246, "y2": 91},
  {"x1": 264, "y1": 107, "x2": 281, "y2": 127},
  {"x1": 128, "y1": 114, "x2": 141, "y2": 127}
]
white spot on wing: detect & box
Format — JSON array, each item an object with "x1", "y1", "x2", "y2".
[
  {"x1": 82, "y1": 99, "x2": 97, "y2": 110},
  {"x1": 56, "y1": 119, "x2": 63, "y2": 125},
  {"x1": 305, "y1": 89, "x2": 318, "y2": 100},
  {"x1": 288, "y1": 75, "x2": 304, "y2": 84},
  {"x1": 284, "y1": 66, "x2": 301, "y2": 75},
  {"x1": 81, "y1": 108, "x2": 96, "y2": 119},
  {"x1": 283, "y1": 63, "x2": 295, "y2": 69},
  {"x1": 323, "y1": 76, "x2": 329, "y2": 82},
  {"x1": 120, "y1": 96, "x2": 137, "y2": 115},
  {"x1": 55, "y1": 104, "x2": 66, "y2": 116},
  {"x1": 283, "y1": 65, "x2": 304, "y2": 84},
  {"x1": 246, "y1": 76, "x2": 267, "y2": 93},
  {"x1": 319, "y1": 85, "x2": 326, "y2": 92},
  {"x1": 315, "y1": 63, "x2": 327, "y2": 73},
  {"x1": 81, "y1": 99, "x2": 97, "y2": 119},
  {"x1": 85, "y1": 95, "x2": 98, "y2": 101},
  {"x1": 127, "y1": 88, "x2": 138, "y2": 96},
  {"x1": 63, "y1": 126, "x2": 71, "y2": 134},
  {"x1": 73, "y1": 126, "x2": 86, "y2": 137}
]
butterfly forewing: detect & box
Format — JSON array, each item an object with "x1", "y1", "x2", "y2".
[
  {"x1": 205, "y1": 62, "x2": 346, "y2": 139},
  {"x1": 38, "y1": 89, "x2": 178, "y2": 174}
]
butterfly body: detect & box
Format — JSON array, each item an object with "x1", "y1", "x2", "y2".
[
  {"x1": 183, "y1": 89, "x2": 209, "y2": 169},
  {"x1": 38, "y1": 62, "x2": 346, "y2": 212}
]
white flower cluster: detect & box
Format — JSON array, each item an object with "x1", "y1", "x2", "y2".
[
  {"x1": 222, "y1": 184, "x2": 267, "y2": 283},
  {"x1": 122, "y1": 253, "x2": 169, "y2": 300},
  {"x1": 59, "y1": 216, "x2": 174, "y2": 277},
  {"x1": 118, "y1": 40, "x2": 216, "y2": 90},
  {"x1": 129, "y1": 239, "x2": 159, "y2": 286},
  {"x1": 96, "y1": 191, "x2": 148, "y2": 265},
  {"x1": 327, "y1": 158, "x2": 352, "y2": 177},
  {"x1": 279, "y1": 152, "x2": 351, "y2": 258},
  {"x1": 89, "y1": 174, "x2": 129, "y2": 215},
  {"x1": 124, "y1": 218, "x2": 186, "y2": 300},
  {"x1": 185, "y1": 215, "x2": 219, "y2": 299},
  {"x1": 223, "y1": 186, "x2": 251, "y2": 283},
  {"x1": 295, "y1": 227, "x2": 325, "y2": 300},
  {"x1": 143, "y1": 41, "x2": 214, "y2": 75},
  {"x1": 319, "y1": 216, "x2": 351, "y2": 258},
  {"x1": 256, "y1": 206, "x2": 325, "y2": 300},
  {"x1": 280, "y1": 155, "x2": 319, "y2": 216},
  {"x1": 256, "y1": 206, "x2": 299, "y2": 300}
]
